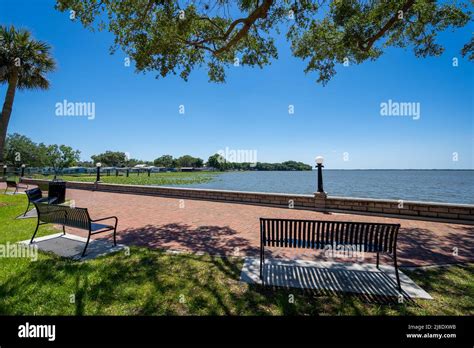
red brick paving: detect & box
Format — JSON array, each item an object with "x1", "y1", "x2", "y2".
[
  {"x1": 5, "y1": 184, "x2": 474, "y2": 267},
  {"x1": 62, "y1": 189, "x2": 473, "y2": 267}
]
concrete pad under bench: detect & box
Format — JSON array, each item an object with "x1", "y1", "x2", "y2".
[
  {"x1": 19, "y1": 233, "x2": 126, "y2": 261},
  {"x1": 240, "y1": 258, "x2": 432, "y2": 299}
]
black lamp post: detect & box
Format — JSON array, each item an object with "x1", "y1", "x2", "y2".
[
  {"x1": 315, "y1": 156, "x2": 324, "y2": 193},
  {"x1": 3, "y1": 165, "x2": 6, "y2": 177},
  {"x1": 21, "y1": 164, "x2": 26, "y2": 177},
  {"x1": 95, "y1": 162, "x2": 102, "y2": 182}
]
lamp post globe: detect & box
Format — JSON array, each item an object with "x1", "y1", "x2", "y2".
[
  {"x1": 96, "y1": 162, "x2": 102, "y2": 182},
  {"x1": 315, "y1": 156, "x2": 324, "y2": 193}
]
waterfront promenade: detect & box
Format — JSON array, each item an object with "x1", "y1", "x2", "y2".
[{"x1": 35, "y1": 187, "x2": 474, "y2": 268}]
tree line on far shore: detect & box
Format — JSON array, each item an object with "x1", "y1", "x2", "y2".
[{"x1": 3, "y1": 133, "x2": 312, "y2": 172}]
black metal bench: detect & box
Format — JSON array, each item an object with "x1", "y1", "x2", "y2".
[
  {"x1": 260, "y1": 218, "x2": 402, "y2": 291},
  {"x1": 24, "y1": 188, "x2": 57, "y2": 216},
  {"x1": 3, "y1": 179, "x2": 28, "y2": 194},
  {"x1": 31, "y1": 202, "x2": 118, "y2": 257}
]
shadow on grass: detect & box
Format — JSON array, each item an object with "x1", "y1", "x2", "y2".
[
  {"x1": 403, "y1": 264, "x2": 474, "y2": 315},
  {"x1": 0, "y1": 247, "x2": 425, "y2": 316},
  {"x1": 1, "y1": 240, "x2": 471, "y2": 315},
  {"x1": 0, "y1": 250, "x2": 251, "y2": 315}
]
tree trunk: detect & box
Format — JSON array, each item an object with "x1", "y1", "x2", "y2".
[{"x1": 0, "y1": 71, "x2": 19, "y2": 166}]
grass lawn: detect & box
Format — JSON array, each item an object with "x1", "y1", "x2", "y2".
[
  {"x1": 0, "y1": 193, "x2": 473, "y2": 315},
  {"x1": 30, "y1": 171, "x2": 218, "y2": 186}
]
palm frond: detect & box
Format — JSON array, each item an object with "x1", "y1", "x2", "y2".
[{"x1": 0, "y1": 25, "x2": 56, "y2": 89}]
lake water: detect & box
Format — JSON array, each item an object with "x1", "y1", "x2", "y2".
[{"x1": 170, "y1": 170, "x2": 474, "y2": 204}]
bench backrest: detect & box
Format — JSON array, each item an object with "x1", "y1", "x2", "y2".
[
  {"x1": 34, "y1": 203, "x2": 91, "y2": 230},
  {"x1": 260, "y1": 218, "x2": 400, "y2": 253},
  {"x1": 26, "y1": 188, "x2": 43, "y2": 202},
  {"x1": 35, "y1": 203, "x2": 67, "y2": 225}
]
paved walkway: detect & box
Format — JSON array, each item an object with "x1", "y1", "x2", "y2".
[
  {"x1": 55, "y1": 189, "x2": 473, "y2": 267},
  {"x1": 4, "y1": 184, "x2": 473, "y2": 267}
]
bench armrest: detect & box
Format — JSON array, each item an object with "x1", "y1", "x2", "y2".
[
  {"x1": 91, "y1": 216, "x2": 118, "y2": 227},
  {"x1": 46, "y1": 197, "x2": 58, "y2": 204}
]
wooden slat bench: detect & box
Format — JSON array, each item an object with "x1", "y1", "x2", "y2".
[
  {"x1": 31, "y1": 202, "x2": 118, "y2": 257},
  {"x1": 260, "y1": 218, "x2": 402, "y2": 291}
]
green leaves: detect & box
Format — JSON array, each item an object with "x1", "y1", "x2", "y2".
[
  {"x1": 3, "y1": 134, "x2": 80, "y2": 170},
  {"x1": 153, "y1": 154, "x2": 204, "y2": 168},
  {"x1": 91, "y1": 151, "x2": 129, "y2": 167},
  {"x1": 153, "y1": 155, "x2": 174, "y2": 168},
  {"x1": 45, "y1": 144, "x2": 81, "y2": 172},
  {"x1": 0, "y1": 25, "x2": 56, "y2": 89},
  {"x1": 461, "y1": 37, "x2": 474, "y2": 60},
  {"x1": 55, "y1": 0, "x2": 473, "y2": 84},
  {"x1": 175, "y1": 155, "x2": 204, "y2": 168},
  {"x1": 4, "y1": 133, "x2": 42, "y2": 166},
  {"x1": 291, "y1": 0, "x2": 471, "y2": 84}
]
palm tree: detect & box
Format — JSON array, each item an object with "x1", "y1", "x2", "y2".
[{"x1": 0, "y1": 25, "x2": 56, "y2": 165}]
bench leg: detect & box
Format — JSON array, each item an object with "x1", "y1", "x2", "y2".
[
  {"x1": 30, "y1": 221, "x2": 40, "y2": 244},
  {"x1": 113, "y1": 223, "x2": 117, "y2": 246},
  {"x1": 23, "y1": 201, "x2": 31, "y2": 216},
  {"x1": 394, "y1": 252, "x2": 402, "y2": 292},
  {"x1": 82, "y1": 231, "x2": 91, "y2": 257}
]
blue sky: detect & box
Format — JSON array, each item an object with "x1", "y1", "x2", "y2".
[{"x1": 1, "y1": 0, "x2": 473, "y2": 169}]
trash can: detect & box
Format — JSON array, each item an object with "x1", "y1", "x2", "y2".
[{"x1": 48, "y1": 180, "x2": 66, "y2": 204}]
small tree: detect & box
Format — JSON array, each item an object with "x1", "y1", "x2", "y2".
[
  {"x1": 126, "y1": 158, "x2": 141, "y2": 167},
  {"x1": 4, "y1": 133, "x2": 46, "y2": 167},
  {"x1": 153, "y1": 155, "x2": 174, "y2": 168},
  {"x1": 207, "y1": 153, "x2": 226, "y2": 171},
  {"x1": 194, "y1": 158, "x2": 204, "y2": 168},
  {"x1": 91, "y1": 151, "x2": 128, "y2": 167},
  {"x1": 41, "y1": 144, "x2": 80, "y2": 179},
  {"x1": 176, "y1": 155, "x2": 204, "y2": 168}
]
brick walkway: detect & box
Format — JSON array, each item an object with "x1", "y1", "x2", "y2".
[
  {"x1": 6, "y1": 185, "x2": 473, "y2": 267},
  {"x1": 53, "y1": 189, "x2": 471, "y2": 267}
]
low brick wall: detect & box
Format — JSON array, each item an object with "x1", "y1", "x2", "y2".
[
  {"x1": 326, "y1": 196, "x2": 474, "y2": 222},
  {"x1": 21, "y1": 178, "x2": 474, "y2": 223},
  {"x1": 21, "y1": 178, "x2": 316, "y2": 209}
]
